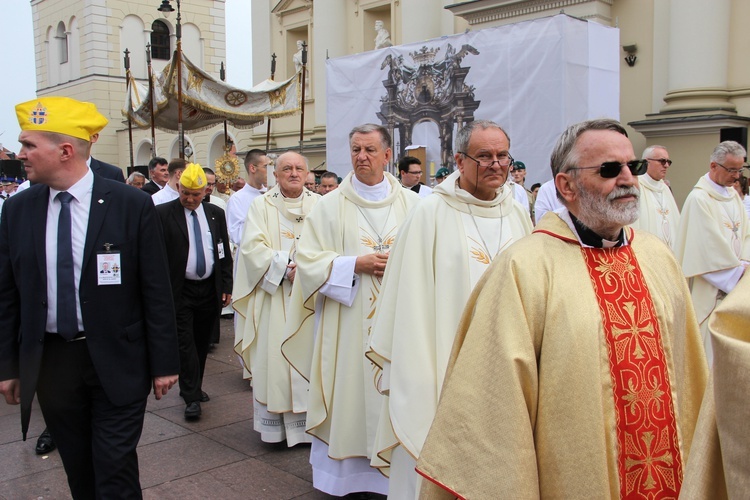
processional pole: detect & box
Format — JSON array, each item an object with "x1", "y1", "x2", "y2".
[
  {"x1": 265, "y1": 53, "x2": 276, "y2": 152},
  {"x1": 220, "y1": 62, "x2": 229, "y2": 148},
  {"x1": 157, "y1": 0, "x2": 184, "y2": 159},
  {"x1": 146, "y1": 43, "x2": 157, "y2": 157},
  {"x1": 299, "y1": 42, "x2": 307, "y2": 153},
  {"x1": 123, "y1": 49, "x2": 134, "y2": 171},
  {"x1": 175, "y1": 1, "x2": 184, "y2": 159}
]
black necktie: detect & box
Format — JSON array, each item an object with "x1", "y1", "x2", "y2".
[
  {"x1": 56, "y1": 191, "x2": 78, "y2": 339},
  {"x1": 191, "y1": 210, "x2": 206, "y2": 278}
]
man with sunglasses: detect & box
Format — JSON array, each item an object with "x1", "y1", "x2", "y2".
[
  {"x1": 630, "y1": 146, "x2": 681, "y2": 250},
  {"x1": 368, "y1": 120, "x2": 532, "y2": 497},
  {"x1": 675, "y1": 140, "x2": 750, "y2": 365},
  {"x1": 417, "y1": 118, "x2": 707, "y2": 499}
]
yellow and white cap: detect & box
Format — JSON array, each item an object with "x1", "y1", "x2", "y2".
[
  {"x1": 15, "y1": 96, "x2": 108, "y2": 141},
  {"x1": 180, "y1": 163, "x2": 207, "y2": 190}
]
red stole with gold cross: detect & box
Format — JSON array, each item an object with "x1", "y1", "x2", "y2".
[{"x1": 581, "y1": 244, "x2": 683, "y2": 499}]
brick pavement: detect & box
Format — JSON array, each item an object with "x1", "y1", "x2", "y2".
[{"x1": 0, "y1": 318, "x2": 340, "y2": 499}]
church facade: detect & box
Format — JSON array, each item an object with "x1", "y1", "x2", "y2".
[{"x1": 30, "y1": 0, "x2": 750, "y2": 205}]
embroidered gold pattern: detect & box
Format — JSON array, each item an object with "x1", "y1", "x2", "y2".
[
  {"x1": 186, "y1": 71, "x2": 205, "y2": 92},
  {"x1": 269, "y1": 87, "x2": 287, "y2": 107},
  {"x1": 469, "y1": 246, "x2": 491, "y2": 265},
  {"x1": 582, "y1": 246, "x2": 682, "y2": 499}
]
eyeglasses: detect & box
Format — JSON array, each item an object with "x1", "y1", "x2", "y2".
[
  {"x1": 459, "y1": 152, "x2": 514, "y2": 168},
  {"x1": 567, "y1": 160, "x2": 649, "y2": 178},
  {"x1": 206, "y1": 182, "x2": 216, "y2": 187},
  {"x1": 647, "y1": 158, "x2": 673, "y2": 166},
  {"x1": 715, "y1": 162, "x2": 748, "y2": 175},
  {"x1": 407, "y1": 171, "x2": 422, "y2": 175}
]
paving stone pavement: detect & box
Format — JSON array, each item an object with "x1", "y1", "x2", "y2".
[{"x1": 0, "y1": 318, "x2": 347, "y2": 500}]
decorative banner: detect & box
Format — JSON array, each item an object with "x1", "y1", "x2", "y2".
[
  {"x1": 326, "y1": 14, "x2": 620, "y2": 185},
  {"x1": 123, "y1": 53, "x2": 301, "y2": 133}
]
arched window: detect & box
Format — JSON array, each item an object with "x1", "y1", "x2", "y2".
[
  {"x1": 151, "y1": 20, "x2": 171, "y2": 60},
  {"x1": 56, "y1": 22, "x2": 68, "y2": 64}
]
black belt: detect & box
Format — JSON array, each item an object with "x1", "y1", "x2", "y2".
[
  {"x1": 46, "y1": 331, "x2": 86, "y2": 342},
  {"x1": 184, "y1": 276, "x2": 212, "y2": 285}
]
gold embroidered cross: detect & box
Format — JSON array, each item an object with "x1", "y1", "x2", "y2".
[
  {"x1": 624, "y1": 430, "x2": 676, "y2": 494},
  {"x1": 610, "y1": 301, "x2": 656, "y2": 361}
]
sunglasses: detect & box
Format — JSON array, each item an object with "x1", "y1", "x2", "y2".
[
  {"x1": 567, "y1": 160, "x2": 649, "y2": 179},
  {"x1": 647, "y1": 158, "x2": 673, "y2": 166}
]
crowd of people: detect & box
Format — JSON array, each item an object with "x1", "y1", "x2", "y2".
[{"x1": 0, "y1": 95, "x2": 748, "y2": 500}]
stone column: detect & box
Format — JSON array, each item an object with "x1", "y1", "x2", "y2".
[
  {"x1": 661, "y1": 0, "x2": 734, "y2": 112},
  {"x1": 400, "y1": 1, "x2": 440, "y2": 45}
]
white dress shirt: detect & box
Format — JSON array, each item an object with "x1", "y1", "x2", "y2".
[
  {"x1": 226, "y1": 183, "x2": 265, "y2": 246},
  {"x1": 184, "y1": 204, "x2": 216, "y2": 280},
  {"x1": 152, "y1": 183, "x2": 179, "y2": 205},
  {"x1": 510, "y1": 181, "x2": 530, "y2": 215},
  {"x1": 534, "y1": 179, "x2": 563, "y2": 223},
  {"x1": 45, "y1": 168, "x2": 94, "y2": 333}
]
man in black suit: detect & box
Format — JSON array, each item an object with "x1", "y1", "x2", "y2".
[
  {"x1": 88, "y1": 133, "x2": 125, "y2": 182},
  {"x1": 32, "y1": 134, "x2": 128, "y2": 457},
  {"x1": 0, "y1": 96, "x2": 180, "y2": 499},
  {"x1": 156, "y1": 163, "x2": 232, "y2": 420},
  {"x1": 142, "y1": 157, "x2": 169, "y2": 195}
]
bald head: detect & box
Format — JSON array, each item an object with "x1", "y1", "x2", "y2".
[
  {"x1": 275, "y1": 152, "x2": 309, "y2": 198},
  {"x1": 275, "y1": 152, "x2": 309, "y2": 172}
]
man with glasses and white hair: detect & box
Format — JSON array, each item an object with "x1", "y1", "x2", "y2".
[
  {"x1": 368, "y1": 120, "x2": 531, "y2": 498},
  {"x1": 283, "y1": 123, "x2": 418, "y2": 497},
  {"x1": 675, "y1": 140, "x2": 750, "y2": 365},
  {"x1": 630, "y1": 145, "x2": 680, "y2": 250},
  {"x1": 417, "y1": 118, "x2": 707, "y2": 499}
]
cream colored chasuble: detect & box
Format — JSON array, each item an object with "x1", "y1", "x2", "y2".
[
  {"x1": 631, "y1": 173, "x2": 680, "y2": 250},
  {"x1": 368, "y1": 171, "x2": 532, "y2": 489}
]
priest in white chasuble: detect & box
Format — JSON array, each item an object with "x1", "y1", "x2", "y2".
[
  {"x1": 282, "y1": 124, "x2": 419, "y2": 497},
  {"x1": 417, "y1": 119, "x2": 708, "y2": 499},
  {"x1": 675, "y1": 141, "x2": 750, "y2": 365},
  {"x1": 367, "y1": 120, "x2": 532, "y2": 499},
  {"x1": 232, "y1": 152, "x2": 320, "y2": 446},
  {"x1": 630, "y1": 145, "x2": 680, "y2": 250}
]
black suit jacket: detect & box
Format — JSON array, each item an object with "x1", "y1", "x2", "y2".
[
  {"x1": 90, "y1": 157, "x2": 125, "y2": 183},
  {"x1": 156, "y1": 199, "x2": 233, "y2": 309},
  {"x1": 0, "y1": 176, "x2": 179, "y2": 437},
  {"x1": 141, "y1": 180, "x2": 162, "y2": 195}
]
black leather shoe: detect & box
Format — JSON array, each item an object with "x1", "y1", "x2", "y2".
[
  {"x1": 35, "y1": 428, "x2": 56, "y2": 455},
  {"x1": 200, "y1": 391, "x2": 210, "y2": 402},
  {"x1": 184, "y1": 401, "x2": 202, "y2": 419}
]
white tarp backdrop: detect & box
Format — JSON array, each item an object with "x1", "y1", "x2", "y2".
[{"x1": 325, "y1": 14, "x2": 619, "y2": 186}]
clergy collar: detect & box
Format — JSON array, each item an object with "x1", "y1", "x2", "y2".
[
  {"x1": 704, "y1": 173, "x2": 730, "y2": 197},
  {"x1": 351, "y1": 173, "x2": 391, "y2": 201},
  {"x1": 640, "y1": 172, "x2": 665, "y2": 191},
  {"x1": 569, "y1": 211, "x2": 625, "y2": 248}
]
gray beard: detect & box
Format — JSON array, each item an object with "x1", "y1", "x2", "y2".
[{"x1": 575, "y1": 184, "x2": 640, "y2": 235}]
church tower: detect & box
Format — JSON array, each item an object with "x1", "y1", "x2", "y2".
[{"x1": 30, "y1": 0, "x2": 231, "y2": 171}]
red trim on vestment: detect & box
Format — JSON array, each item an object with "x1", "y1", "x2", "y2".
[
  {"x1": 532, "y1": 228, "x2": 578, "y2": 243},
  {"x1": 416, "y1": 467, "x2": 466, "y2": 500},
  {"x1": 581, "y1": 245, "x2": 683, "y2": 499}
]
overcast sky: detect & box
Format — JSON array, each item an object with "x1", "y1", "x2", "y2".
[{"x1": 0, "y1": 1, "x2": 253, "y2": 154}]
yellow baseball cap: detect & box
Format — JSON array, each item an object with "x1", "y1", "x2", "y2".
[
  {"x1": 15, "y1": 97, "x2": 108, "y2": 141},
  {"x1": 180, "y1": 163, "x2": 207, "y2": 190}
]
